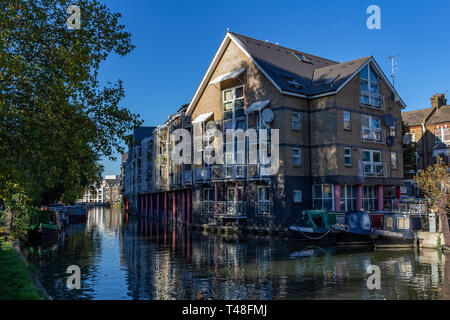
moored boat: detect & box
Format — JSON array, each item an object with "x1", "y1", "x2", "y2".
[
  {"x1": 373, "y1": 212, "x2": 426, "y2": 248},
  {"x1": 29, "y1": 207, "x2": 61, "y2": 245},
  {"x1": 333, "y1": 211, "x2": 375, "y2": 246},
  {"x1": 289, "y1": 210, "x2": 338, "y2": 242},
  {"x1": 67, "y1": 204, "x2": 88, "y2": 223}
]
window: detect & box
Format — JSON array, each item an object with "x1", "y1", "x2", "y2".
[
  {"x1": 257, "y1": 186, "x2": 270, "y2": 215},
  {"x1": 391, "y1": 152, "x2": 398, "y2": 169},
  {"x1": 343, "y1": 111, "x2": 351, "y2": 130},
  {"x1": 390, "y1": 124, "x2": 396, "y2": 137},
  {"x1": 360, "y1": 64, "x2": 382, "y2": 108},
  {"x1": 362, "y1": 185, "x2": 378, "y2": 211},
  {"x1": 397, "y1": 217, "x2": 410, "y2": 230},
  {"x1": 362, "y1": 150, "x2": 382, "y2": 163},
  {"x1": 293, "y1": 190, "x2": 302, "y2": 203},
  {"x1": 344, "y1": 148, "x2": 352, "y2": 166},
  {"x1": 435, "y1": 127, "x2": 450, "y2": 143},
  {"x1": 292, "y1": 113, "x2": 301, "y2": 130},
  {"x1": 282, "y1": 76, "x2": 302, "y2": 89},
  {"x1": 342, "y1": 185, "x2": 357, "y2": 212},
  {"x1": 361, "y1": 115, "x2": 381, "y2": 129},
  {"x1": 313, "y1": 184, "x2": 333, "y2": 210},
  {"x1": 293, "y1": 148, "x2": 301, "y2": 167},
  {"x1": 385, "y1": 216, "x2": 393, "y2": 229},
  {"x1": 203, "y1": 188, "x2": 213, "y2": 201}
]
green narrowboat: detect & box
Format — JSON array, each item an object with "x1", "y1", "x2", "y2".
[{"x1": 29, "y1": 207, "x2": 61, "y2": 245}]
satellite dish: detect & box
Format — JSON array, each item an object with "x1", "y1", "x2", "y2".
[
  {"x1": 262, "y1": 108, "x2": 274, "y2": 123},
  {"x1": 383, "y1": 114, "x2": 395, "y2": 127},
  {"x1": 386, "y1": 136, "x2": 394, "y2": 146}
]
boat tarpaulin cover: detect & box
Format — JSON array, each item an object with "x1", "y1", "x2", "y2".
[
  {"x1": 192, "y1": 112, "x2": 214, "y2": 124},
  {"x1": 246, "y1": 100, "x2": 271, "y2": 113}
]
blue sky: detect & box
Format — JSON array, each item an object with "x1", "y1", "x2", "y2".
[{"x1": 98, "y1": 0, "x2": 450, "y2": 175}]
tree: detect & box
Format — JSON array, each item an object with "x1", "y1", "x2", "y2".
[
  {"x1": 414, "y1": 158, "x2": 450, "y2": 246},
  {"x1": 0, "y1": 0, "x2": 141, "y2": 208}
]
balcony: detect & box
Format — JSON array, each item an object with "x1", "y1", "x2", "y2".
[
  {"x1": 194, "y1": 167, "x2": 211, "y2": 183},
  {"x1": 255, "y1": 200, "x2": 271, "y2": 215},
  {"x1": 201, "y1": 201, "x2": 247, "y2": 217},
  {"x1": 211, "y1": 165, "x2": 224, "y2": 181},
  {"x1": 360, "y1": 162, "x2": 387, "y2": 178},
  {"x1": 360, "y1": 127, "x2": 386, "y2": 144},
  {"x1": 224, "y1": 164, "x2": 247, "y2": 180},
  {"x1": 248, "y1": 164, "x2": 271, "y2": 181},
  {"x1": 360, "y1": 91, "x2": 385, "y2": 110}
]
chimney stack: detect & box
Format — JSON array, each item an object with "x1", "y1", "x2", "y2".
[{"x1": 431, "y1": 93, "x2": 447, "y2": 109}]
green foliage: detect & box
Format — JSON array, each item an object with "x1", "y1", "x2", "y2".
[
  {"x1": 0, "y1": 0, "x2": 142, "y2": 206},
  {"x1": 3, "y1": 192, "x2": 40, "y2": 241},
  {"x1": 0, "y1": 241, "x2": 45, "y2": 299}
]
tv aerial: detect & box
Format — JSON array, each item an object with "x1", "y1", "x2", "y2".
[{"x1": 388, "y1": 55, "x2": 400, "y2": 88}]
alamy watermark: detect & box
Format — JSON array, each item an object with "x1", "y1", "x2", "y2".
[
  {"x1": 66, "y1": 265, "x2": 81, "y2": 289},
  {"x1": 366, "y1": 265, "x2": 381, "y2": 290},
  {"x1": 366, "y1": 5, "x2": 381, "y2": 30},
  {"x1": 67, "y1": 5, "x2": 81, "y2": 30}
]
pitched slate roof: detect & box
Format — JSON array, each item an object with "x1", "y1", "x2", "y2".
[
  {"x1": 230, "y1": 32, "x2": 371, "y2": 96},
  {"x1": 426, "y1": 105, "x2": 450, "y2": 125},
  {"x1": 187, "y1": 32, "x2": 406, "y2": 115},
  {"x1": 402, "y1": 108, "x2": 433, "y2": 126}
]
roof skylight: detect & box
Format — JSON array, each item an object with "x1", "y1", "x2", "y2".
[{"x1": 293, "y1": 52, "x2": 312, "y2": 64}]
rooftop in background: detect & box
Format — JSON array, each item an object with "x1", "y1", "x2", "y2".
[{"x1": 402, "y1": 93, "x2": 449, "y2": 127}]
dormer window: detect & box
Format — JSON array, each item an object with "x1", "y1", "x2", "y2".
[{"x1": 360, "y1": 64, "x2": 384, "y2": 110}]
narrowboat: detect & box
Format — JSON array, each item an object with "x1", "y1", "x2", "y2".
[
  {"x1": 67, "y1": 204, "x2": 88, "y2": 223},
  {"x1": 373, "y1": 212, "x2": 426, "y2": 248},
  {"x1": 29, "y1": 207, "x2": 61, "y2": 245},
  {"x1": 333, "y1": 211, "x2": 374, "y2": 246},
  {"x1": 289, "y1": 210, "x2": 338, "y2": 242},
  {"x1": 48, "y1": 204, "x2": 69, "y2": 226}
]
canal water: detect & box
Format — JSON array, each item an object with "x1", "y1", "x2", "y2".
[{"x1": 23, "y1": 207, "x2": 450, "y2": 300}]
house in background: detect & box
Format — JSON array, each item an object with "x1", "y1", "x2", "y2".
[{"x1": 402, "y1": 93, "x2": 450, "y2": 195}]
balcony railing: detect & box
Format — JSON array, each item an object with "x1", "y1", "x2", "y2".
[
  {"x1": 224, "y1": 164, "x2": 247, "y2": 179},
  {"x1": 248, "y1": 164, "x2": 271, "y2": 181},
  {"x1": 202, "y1": 201, "x2": 215, "y2": 215},
  {"x1": 360, "y1": 162, "x2": 387, "y2": 178},
  {"x1": 255, "y1": 200, "x2": 271, "y2": 215},
  {"x1": 194, "y1": 167, "x2": 211, "y2": 183},
  {"x1": 201, "y1": 201, "x2": 247, "y2": 217},
  {"x1": 360, "y1": 127, "x2": 386, "y2": 144},
  {"x1": 360, "y1": 91, "x2": 385, "y2": 110}
]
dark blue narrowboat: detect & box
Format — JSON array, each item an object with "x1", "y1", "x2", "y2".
[
  {"x1": 67, "y1": 204, "x2": 88, "y2": 223},
  {"x1": 333, "y1": 211, "x2": 375, "y2": 245},
  {"x1": 373, "y1": 212, "x2": 426, "y2": 248}
]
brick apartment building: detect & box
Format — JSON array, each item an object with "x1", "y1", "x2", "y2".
[{"x1": 124, "y1": 32, "x2": 406, "y2": 232}]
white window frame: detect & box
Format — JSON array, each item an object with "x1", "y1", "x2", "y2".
[
  {"x1": 343, "y1": 111, "x2": 351, "y2": 130},
  {"x1": 361, "y1": 115, "x2": 381, "y2": 130},
  {"x1": 362, "y1": 185, "x2": 378, "y2": 211},
  {"x1": 342, "y1": 185, "x2": 357, "y2": 212},
  {"x1": 293, "y1": 190, "x2": 302, "y2": 203},
  {"x1": 292, "y1": 148, "x2": 301, "y2": 167},
  {"x1": 362, "y1": 149, "x2": 382, "y2": 164},
  {"x1": 292, "y1": 112, "x2": 301, "y2": 130},
  {"x1": 344, "y1": 147, "x2": 352, "y2": 166}
]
